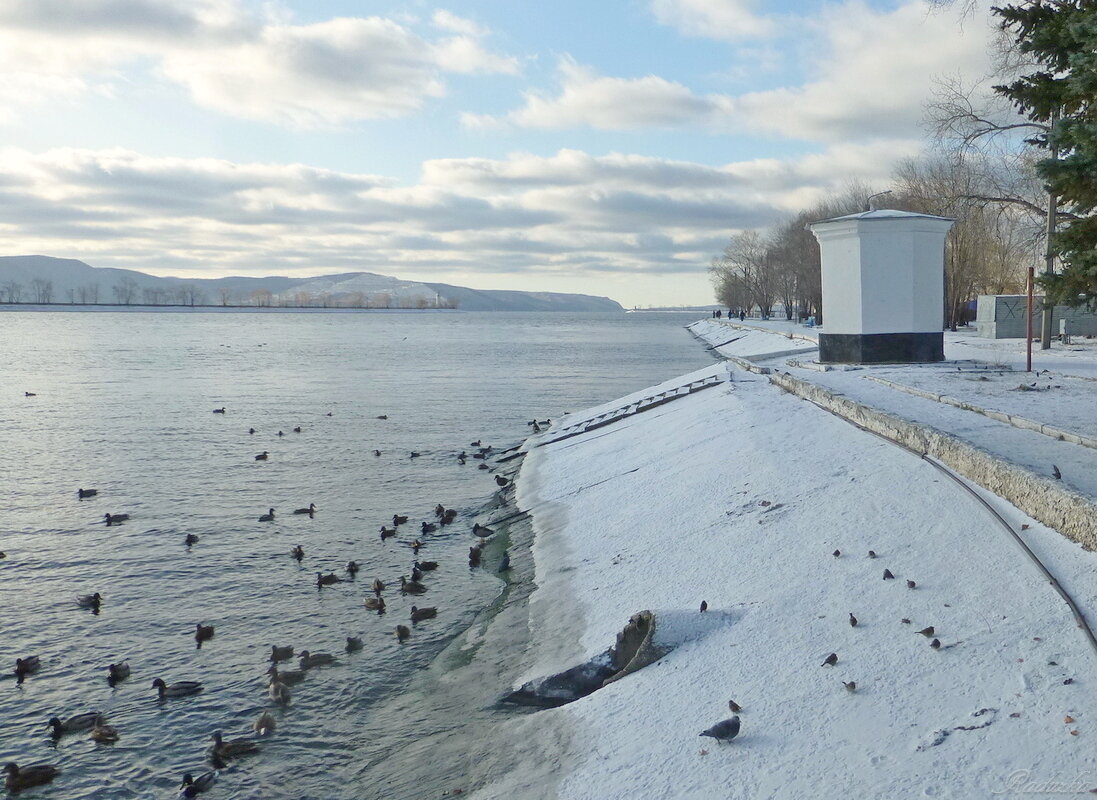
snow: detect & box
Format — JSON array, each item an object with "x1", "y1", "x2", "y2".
[{"x1": 483, "y1": 319, "x2": 1097, "y2": 800}]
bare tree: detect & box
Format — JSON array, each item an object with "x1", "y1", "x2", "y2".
[
  {"x1": 218, "y1": 287, "x2": 233, "y2": 306},
  {"x1": 113, "y1": 277, "x2": 138, "y2": 305},
  {"x1": 252, "y1": 289, "x2": 272, "y2": 307},
  {"x1": 3, "y1": 280, "x2": 22, "y2": 303},
  {"x1": 31, "y1": 278, "x2": 52, "y2": 303}
]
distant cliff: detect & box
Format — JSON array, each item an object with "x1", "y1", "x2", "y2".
[{"x1": 0, "y1": 255, "x2": 624, "y2": 312}]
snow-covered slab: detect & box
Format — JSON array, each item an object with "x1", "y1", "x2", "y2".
[
  {"x1": 688, "y1": 319, "x2": 818, "y2": 362},
  {"x1": 508, "y1": 369, "x2": 1097, "y2": 800}
]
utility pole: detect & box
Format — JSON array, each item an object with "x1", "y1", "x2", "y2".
[{"x1": 1041, "y1": 108, "x2": 1059, "y2": 350}]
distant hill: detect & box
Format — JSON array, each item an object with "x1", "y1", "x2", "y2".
[{"x1": 0, "y1": 256, "x2": 624, "y2": 312}]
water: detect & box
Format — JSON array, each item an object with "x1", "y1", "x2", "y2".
[{"x1": 0, "y1": 310, "x2": 712, "y2": 799}]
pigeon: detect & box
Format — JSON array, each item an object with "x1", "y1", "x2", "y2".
[
  {"x1": 822, "y1": 653, "x2": 838, "y2": 667},
  {"x1": 917, "y1": 626, "x2": 935, "y2": 637},
  {"x1": 848, "y1": 613, "x2": 858, "y2": 627},
  {"x1": 906, "y1": 580, "x2": 916, "y2": 589},
  {"x1": 883, "y1": 569, "x2": 894, "y2": 580},
  {"x1": 832, "y1": 549, "x2": 841, "y2": 557},
  {"x1": 1052, "y1": 465, "x2": 1062, "y2": 480},
  {"x1": 699, "y1": 716, "x2": 740, "y2": 742},
  {"x1": 700, "y1": 601, "x2": 708, "y2": 613},
  {"x1": 930, "y1": 638, "x2": 941, "y2": 649}
]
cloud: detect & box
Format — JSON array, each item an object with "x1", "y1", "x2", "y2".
[
  {"x1": 0, "y1": 1, "x2": 516, "y2": 126},
  {"x1": 650, "y1": 0, "x2": 776, "y2": 41},
  {"x1": 0, "y1": 142, "x2": 910, "y2": 297},
  {"x1": 478, "y1": 1, "x2": 994, "y2": 142}
]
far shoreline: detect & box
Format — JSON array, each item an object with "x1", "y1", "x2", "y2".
[{"x1": 0, "y1": 302, "x2": 463, "y2": 314}]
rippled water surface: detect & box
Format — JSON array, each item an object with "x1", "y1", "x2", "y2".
[{"x1": 0, "y1": 310, "x2": 711, "y2": 799}]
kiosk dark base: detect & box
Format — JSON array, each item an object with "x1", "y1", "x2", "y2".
[{"x1": 819, "y1": 331, "x2": 944, "y2": 364}]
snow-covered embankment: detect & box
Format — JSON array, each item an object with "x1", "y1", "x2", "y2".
[{"x1": 493, "y1": 349, "x2": 1097, "y2": 798}]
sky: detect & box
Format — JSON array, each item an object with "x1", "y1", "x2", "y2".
[{"x1": 0, "y1": 0, "x2": 1001, "y2": 307}]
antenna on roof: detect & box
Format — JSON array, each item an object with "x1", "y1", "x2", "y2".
[{"x1": 865, "y1": 190, "x2": 893, "y2": 212}]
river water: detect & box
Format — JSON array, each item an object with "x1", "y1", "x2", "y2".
[{"x1": 0, "y1": 310, "x2": 712, "y2": 799}]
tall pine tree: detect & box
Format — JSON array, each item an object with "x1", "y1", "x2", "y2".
[{"x1": 995, "y1": 1, "x2": 1097, "y2": 308}]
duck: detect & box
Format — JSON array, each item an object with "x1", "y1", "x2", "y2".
[
  {"x1": 345, "y1": 561, "x2": 359, "y2": 577},
  {"x1": 76, "y1": 592, "x2": 102, "y2": 610},
  {"x1": 400, "y1": 576, "x2": 426, "y2": 595},
  {"x1": 78, "y1": 488, "x2": 98, "y2": 498},
  {"x1": 4, "y1": 763, "x2": 59, "y2": 793},
  {"x1": 379, "y1": 526, "x2": 396, "y2": 541},
  {"x1": 409, "y1": 452, "x2": 420, "y2": 458},
  {"x1": 248, "y1": 428, "x2": 256, "y2": 434},
  {"x1": 258, "y1": 508, "x2": 275, "y2": 522},
  {"x1": 212, "y1": 407, "x2": 226, "y2": 414},
  {"x1": 411, "y1": 540, "x2": 423, "y2": 555},
  {"x1": 410, "y1": 565, "x2": 422, "y2": 582},
  {"x1": 468, "y1": 547, "x2": 482, "y2": 567},
  {"x1": 377, "y1": 415, "x2": 388, "y2": 420},
  {"x1": 371, "y1": 578, "x2": 385, "y2": 596},
  {"x1": 442, "y1": 509, "x2": 457, "y2": 524},
  {"x1": 373, "y1": 450, "x2": 382, "y2": 457},
  {"x1": 268, "y1": 680, "x2": 291, "y2": 705},
  {"x1": 292, "y1": 426, "x2": 302, "y2": 433},
  {"x1": 195, "y1": 624, "x2": 215, "y2": 647},
  {"x1": 495, "y1": 475, "x2": 510, "y2": 487},
  {"x1": 477, "y1": 463, "x2": 489, "y2": 470},
  {"x1": 270, "y1": 644, "x2": 294, "y2": 662},
  {"x1": 152, "y1": 678, "x2": 204, "y2": 699},
  {"x1": 90, "y1": 724, "x2": 120, "y2": 743},
  {"x1": 470, "y1": 440, "x2": 481, "y2": 447},
  {"x1": 255, "y1": 451, "x2": 269, "y2": 461},
  {"x1": 395, "y1": 625, "x2": 411, "y2": 643},
  {"x1": 179, "y1": 771, "x2": 217, "y2": 798},
  {"x1": 393, "y1": 514, "x2": 409, "y2": 526},
  {"x1": 253, "y1": 712, "x2": 276, "y2": 736},
  {"x1": 293, "y1": 503, "x2": 316, "y2": 515},
  {"x1": 497, "y1": 552, "x2": 511, "y2": 573},
  {"x1": 472, "y1": 523, "x2": 495, "y2": 538},
  {"x1": 267, "y1": 666, "x2": 305, "y2": 685},
  {"x1": 415, "y1": 560, "x2": 438, "y2": 572},
  {"x1": 184, "y1": 533, "x2": 199, "y2": 546},
  {"x1": 209, "y1": 731, "x2": 259, "y2": 761},
  {"x1": 104, "y1": 513, "x2": 130, "y2": 526},
  {"x1": 410, "y1": 606, "x2": 437, "y2": 623},
  {"x1": 107, "y1": 661, "x2": 130, "y2": 685},
  {"x1": 434, "y1": 504, "x2": 446, "y2": 517},
  {"x1": 291, "y1": 545, "x2": 304, "y2": 561},
  {"x1": 316, "y1": 572, "x2": 341, "y2": 587},
  {"x1": 298, "y1": 651, "x2": 336, "y2": 669},
  {"x1": 49, "y1": 712, "x2": 104, "y2": 737},
  {"x1": 23, "y1": 391, "x2": 36, "y2": 397},
  {"x1": 345, "y1": 636, "x2": 363, "y2": 653},
  {"x1": 14, "y1": 656, "x2": 40, "y2": 683},
  {"x1": 364, "y1": 596, "x2": 386, "y2": 612},
  {"x1": 277, "y1": 430, "x2": 284, "y2": 437},
  {"x1": 420, "y1": 521, "x2": 437, "y2": 534}
]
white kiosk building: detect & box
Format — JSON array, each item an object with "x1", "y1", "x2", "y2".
[{"x1": 807, "y1": 209, "x2": 954, "y2": 364}]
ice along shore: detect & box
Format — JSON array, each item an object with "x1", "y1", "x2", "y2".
[{"x1": 471, "y1": 320, "x2": 1097, "y2": 799}]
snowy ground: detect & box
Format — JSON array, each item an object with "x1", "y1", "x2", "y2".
[{"x1": 486, "y1": 322, "x2": 1097, "y2": 800}]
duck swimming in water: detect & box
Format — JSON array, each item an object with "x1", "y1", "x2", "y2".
[
  {"x1": 78, "y1": 488, "x2": 98, "y2": 498},
  {"x1": 49, "y1": 712, "x2": 104, "y2": 737},
  {"x1": 209, "y1": 731, "x2": 259, "y2": 762},
  {"x1": 400, "y1": 576, "x2": 426, "y2": 595},
  {"x1": 152, "y1": 678, "x2": 204, "y2": 699},
  {"x1": 270, "y1": 645, "x2": 294, "y2": 662},
  {"x1": 179, "y1": 770, "x2": 217, "y2": 798},
  {"x1": 298, "y1": 651, "x2": 336, "y2": 669},
  {"x1": 15, "y1": 656, "x2": 40, "y2": 683},
  {"x1": 255, "y1": 451, "x2": 269, "y2": 461},
  {"x1": 345, "y1": 636, "x2": 363, "y2": 653},
  {"x1": 195, "y1": 624, "x2": 215, "y2": 647},
  {"x1": 316, "y1": 572, "x2": 341, "y2": 587},
  {"x1": 107, "y1": 661, "x2": 130, "y2": 685},
  {"x1": 292, "y1": 503, "x2": 316, "y2": 515},
  {"x1": 4, "y1": 763, "x2": 59, "y2": 793},
  {"x1": 104, "y1": 513, "x2": 130, "y2": 526},
  {"x1": 254, "y1": 712, "x2": 276, "y2": 736},
  {"x1": 364, "y1": 596, "x2": 385, "y2": 612},
  {"x1": 410, "y1": 606, "x2": 437, "y2": 623},
  {"x1": 77, "y1": 592, "x2": 102, "y2": 610},
  {"x1": 291, "y1": 545, "x2": 304, "y2": 561},
  {"x1": 258, "y1": 508, "x2": 275, "y2": 522}
]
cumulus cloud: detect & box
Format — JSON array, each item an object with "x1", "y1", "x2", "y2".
[
  {"x1": 0, "y1": 1, "x2": 516, "y2": 126},
  {"x1": 480, "y1": 1, "x2": 994, "y2": 142},
  {"x1": 650, "y1": 0, "x2": 776, "y2": 41}
]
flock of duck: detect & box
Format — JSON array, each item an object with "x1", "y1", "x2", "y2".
[{"x1": 7, "y1": 406, "x2": 515, "y2": 797}]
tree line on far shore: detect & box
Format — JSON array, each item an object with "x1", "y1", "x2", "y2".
[
  {"x1": 0, "y1": 277, "x2": 459, "y2": 310},
  {"x1": 711, "y1": 0, "x2": 1097, "y2": 332}
]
